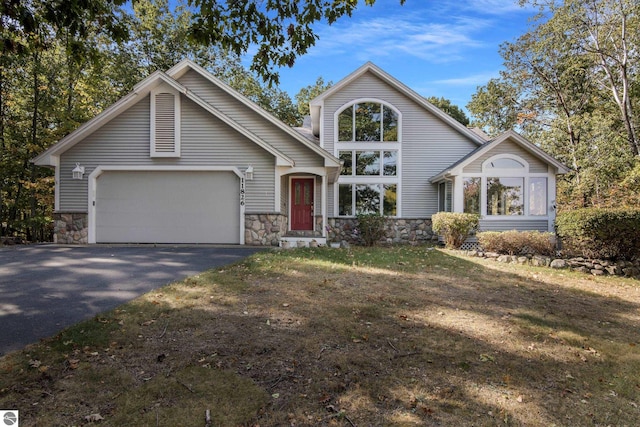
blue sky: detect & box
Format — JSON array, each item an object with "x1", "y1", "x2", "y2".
[{"x1": 266, "y1": 0, "x2": 538, "y2": 112}]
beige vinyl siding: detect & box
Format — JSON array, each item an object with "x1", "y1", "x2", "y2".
[
  {"x1": 324, "y1": 72, "x2": 477, "y2": 217},
  {"x1": 177, "y1": 70, "x2": 324, "y2": 169},
  {"x1": 479, "y1": 219, "x2": 549, "y2": 232},
  {"x1": 463, "y1": 139, "x2": 548, "y2": 173},
  {"x1": 59, "y1": 95, "x2": 276, "y2": 212}
]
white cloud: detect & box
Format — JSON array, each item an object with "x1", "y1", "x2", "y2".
[
  {"x1": 458, "y1": 0, "x2": 530, "y2": 15},
  {"x1": 432, "y1": 72, "x2": 501, "y2": 86},
  {"x1": 308, "y1": 13, "x2": 492, "y2": 63}
]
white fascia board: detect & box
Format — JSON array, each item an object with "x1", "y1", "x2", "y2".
[
  {"x1": 184, "y1": 89, "x2": 295, "y2": 167},
  {"x1": 309, "y1": 62, "x2": 374, "y2": 106},
  {"x1": 32, "y1": 91, "x2": 139, "y2": 166},
  {"x1": 167, "y1": 60, "x2": 340, "y2": 167},
  {"x1": 492, "y1": 131, "x2": 570, "y2": 174},
  {"x1": 32, "y1": 72, "x2": 186, "y2": 166},
  {"x1": 310, "y1": 62, "x2": 486, "y2": 146},
  {"x1": 431, "y1": 131, "x2": 570, "y2": 181}
]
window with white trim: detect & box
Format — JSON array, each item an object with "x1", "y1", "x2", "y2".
[
  {"x1": 462, "y1": 154, "x2": 548, "y2": 217},
  {"x1": 335, "y1": 100, "x2": 400, "y2": 217},
  {"x1": 463, "y1": 177, "x2": 480, "y2": 214},
  {"x1": 338, "y1": 102, "x2": 398, "y2": 142},
  {"x1": 150, "y1": 89, "x2": 181, "y2": 157}
]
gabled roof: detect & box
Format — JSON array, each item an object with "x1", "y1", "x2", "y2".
[
  {"x1": 166, "y1": 60, "x2": 340, "y2": 168},
  {"x1": 308, "y1": 62, "x2": 487, "y2": 145},
  {"x1": 33, "y1": 60, "x2": 340, "y2": 168},
  {"x1": 429, "y1": 130, "x2": 570, "y2": 183}
]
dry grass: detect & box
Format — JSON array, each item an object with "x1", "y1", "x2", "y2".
[{"x1": 1, "y1": 246, "x2": 640, "y2": 426}]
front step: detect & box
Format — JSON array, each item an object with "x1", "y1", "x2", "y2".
[
  {"x1": 280, "y1": 236, "x2": 327, "y2": 248},
  {"x1": 283, "y1": 230, "x2": 321, "y2": 238}
]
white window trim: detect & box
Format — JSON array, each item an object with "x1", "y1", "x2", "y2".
[
  {"x1": 337, "y1": 147, "x2": 400, "y2": 178},
  {"x1": 460, "y1": 154, "x2": 552, "y2": 219},
  {"x1": 334, "y1": 181, "x2": 400, "y2": 218},
  {"x1": 333, "y1": 99, "x2": 402, "y2": 217},
  {"x1": 333, "y1": 98, "x2": 402, "y2": 143},
  {"x1": 438, "y1": 181, "x2": 453, "y2": 212},
  {"x1": 150, "y1": 87, "x2": 181, "y2": 157}
]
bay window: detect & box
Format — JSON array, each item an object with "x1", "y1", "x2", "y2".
[
  {"x1": 463, "y1": 177, "x2": 480, "y2": 214},
  {"x1": 529, "y1": 177, "x2": 547, "y2": 216},
  {"x1": 460, "y1": 155, "x2": 549, "y2": 217},
  {"x1": 486, "y1": 177, "x2": 524, "y2": 216}
]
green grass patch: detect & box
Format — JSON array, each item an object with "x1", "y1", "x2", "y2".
[{"x1": 111, "y1": 367, "x2": 269, "y2": 426}]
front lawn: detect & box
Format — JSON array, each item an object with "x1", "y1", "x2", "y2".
[{"x1": 1, "y1": 246, "x2": 639, "y2": 426}]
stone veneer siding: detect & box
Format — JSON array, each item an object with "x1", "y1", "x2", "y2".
[
  {"x1": 327, "y1": 217, "x2": 435, "y2": 245},
  {"x1": 53, "y1": 212, "x2": 88, "y2": 244},
  {"x1": 51, "y1": 213, "x2": 434, "y2": 246},
  {"x1": 245, "y1": 213, "x2": 288, "y2": 246}
]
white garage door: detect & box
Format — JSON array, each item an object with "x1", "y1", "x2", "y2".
[{"x1": 95, "y1": 171, "x2": 240, "y2": 243}]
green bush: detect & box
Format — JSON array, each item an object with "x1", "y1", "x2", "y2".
[
  {"x1": 356, "y1": 213, "x2": 387, "y2": 246},
  {"x1": 477, "y1": 230, "x2": 555, "y2": 256},
  {"x1": 555, "y1": 208, "x2": 640, "y2": 260},
  {"x1": 432, "y1": 212, "x2": 479, "y2": 249}
]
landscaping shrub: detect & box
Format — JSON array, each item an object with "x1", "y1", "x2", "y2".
[
  {"x1": 356, "y1": 213, "x2": 387, "y2": 246},
  {"x1": 555, "y1": 208, "x2": 640, "y2": 260},
  {"x1": 431, "y1": 212, "x2": 479, "y2": 249},
  {"x1": 477, "y1": 230, "x2": 555, "y2": 256}
]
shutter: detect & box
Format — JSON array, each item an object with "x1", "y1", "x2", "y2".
[{"x1": 154, "y1": 93, "x2": 176, "y2": 153}]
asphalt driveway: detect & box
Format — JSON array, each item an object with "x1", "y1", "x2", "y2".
[{"x1": 0, "y1": 245, "x2": 264, "y2": 356}]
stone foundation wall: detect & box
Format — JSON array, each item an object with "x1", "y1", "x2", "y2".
[
  {"x1": 245, "y1": 214, "x2": 287, "y2": 246},
  {"x1": 50, "y1": 213, "x2": 435, "y2": 246},
  {"x1": 53, "y1": 212, "x2": 88, "y2": 244},
  {"x1": 327, "y1": 217, "x2": 435, "y2": 245}
]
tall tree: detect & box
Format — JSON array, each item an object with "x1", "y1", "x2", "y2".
[
  {"x1": 1, "y1": 1, "x2": 129, "y2": 241},
  {"x1": 572, "y1": 0, "x2": 640, "y2": 156},
  {"x1": 426, "y1": 96, "x2": 469, "y2": 126},
  {"x1": 470, "y1": 0, "x2": 639, "y2": 208},
  {"x1": 4, "y1": 0, "x2": 404, "y2": 85},
  {"x1": 295, "y1": 76, "x2": 333, "y2": 117},
  {"x1": 467, "y1": 78, "x2": 520, "y2": 136},
  {"x1": 518, "y1": 0, "x2": 640, "y2": 157}
]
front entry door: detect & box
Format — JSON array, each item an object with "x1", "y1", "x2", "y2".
[{"x1": 291, "y1": 178, "x2": 314, "y2": 231}]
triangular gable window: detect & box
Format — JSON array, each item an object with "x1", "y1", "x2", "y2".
[{"x1": 150, "y1": 89, "x2": 180, "y2": 157}]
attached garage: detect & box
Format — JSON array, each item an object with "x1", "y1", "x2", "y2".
[{"x1": 92, "y1": 169, "x2": 241, "y2": 244}]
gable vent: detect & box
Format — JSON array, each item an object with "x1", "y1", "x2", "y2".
[
  {"x1": 155, "y1": 93, "x2": 175, "y2": 152},
  {"x1": 151, "y1": 90, "x2": 180, "y2": 157}
]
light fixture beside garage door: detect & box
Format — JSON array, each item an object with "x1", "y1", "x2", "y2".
[
  {"x1": 244, "y1": 165, "x2": 254, "y2": 181},
  {"x1": 72, "y1": 163, "x2": 85, "y2": 180}
]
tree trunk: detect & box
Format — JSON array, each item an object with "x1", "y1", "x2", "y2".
[
  {"x1": 29, "y1": 50, "x2": 40, "y2": 241},
  {"x1": 0, "y1": 58, "x2": 5, "y2": 241}
]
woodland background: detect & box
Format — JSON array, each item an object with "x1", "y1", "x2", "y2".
[{"x1": 1, "y1": 0, "x2": 638, "y2": 242}]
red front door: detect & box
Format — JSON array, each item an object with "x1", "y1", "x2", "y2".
[{"x1": 291, "y1": 178, "x2": 314, "y2": 230}]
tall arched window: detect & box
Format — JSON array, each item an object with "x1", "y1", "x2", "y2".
[
  {"x1": 335, "y1": 100, "x2": 401, "y2": 217},
  {"x1": 338, "y1": 102, "x2": 398, "y2": 142}
]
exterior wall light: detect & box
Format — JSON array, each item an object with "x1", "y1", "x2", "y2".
[
  {"x1": 245, "y1": 165, "x2": 254, "y2": 181},
  {"x1": 72, "y1": 163, "x2": 85, "y2": 180}
]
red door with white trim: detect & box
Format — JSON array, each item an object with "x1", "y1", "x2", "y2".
[{"x1": 291, "y1": 178, "x2": 314, "y2": 230}]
